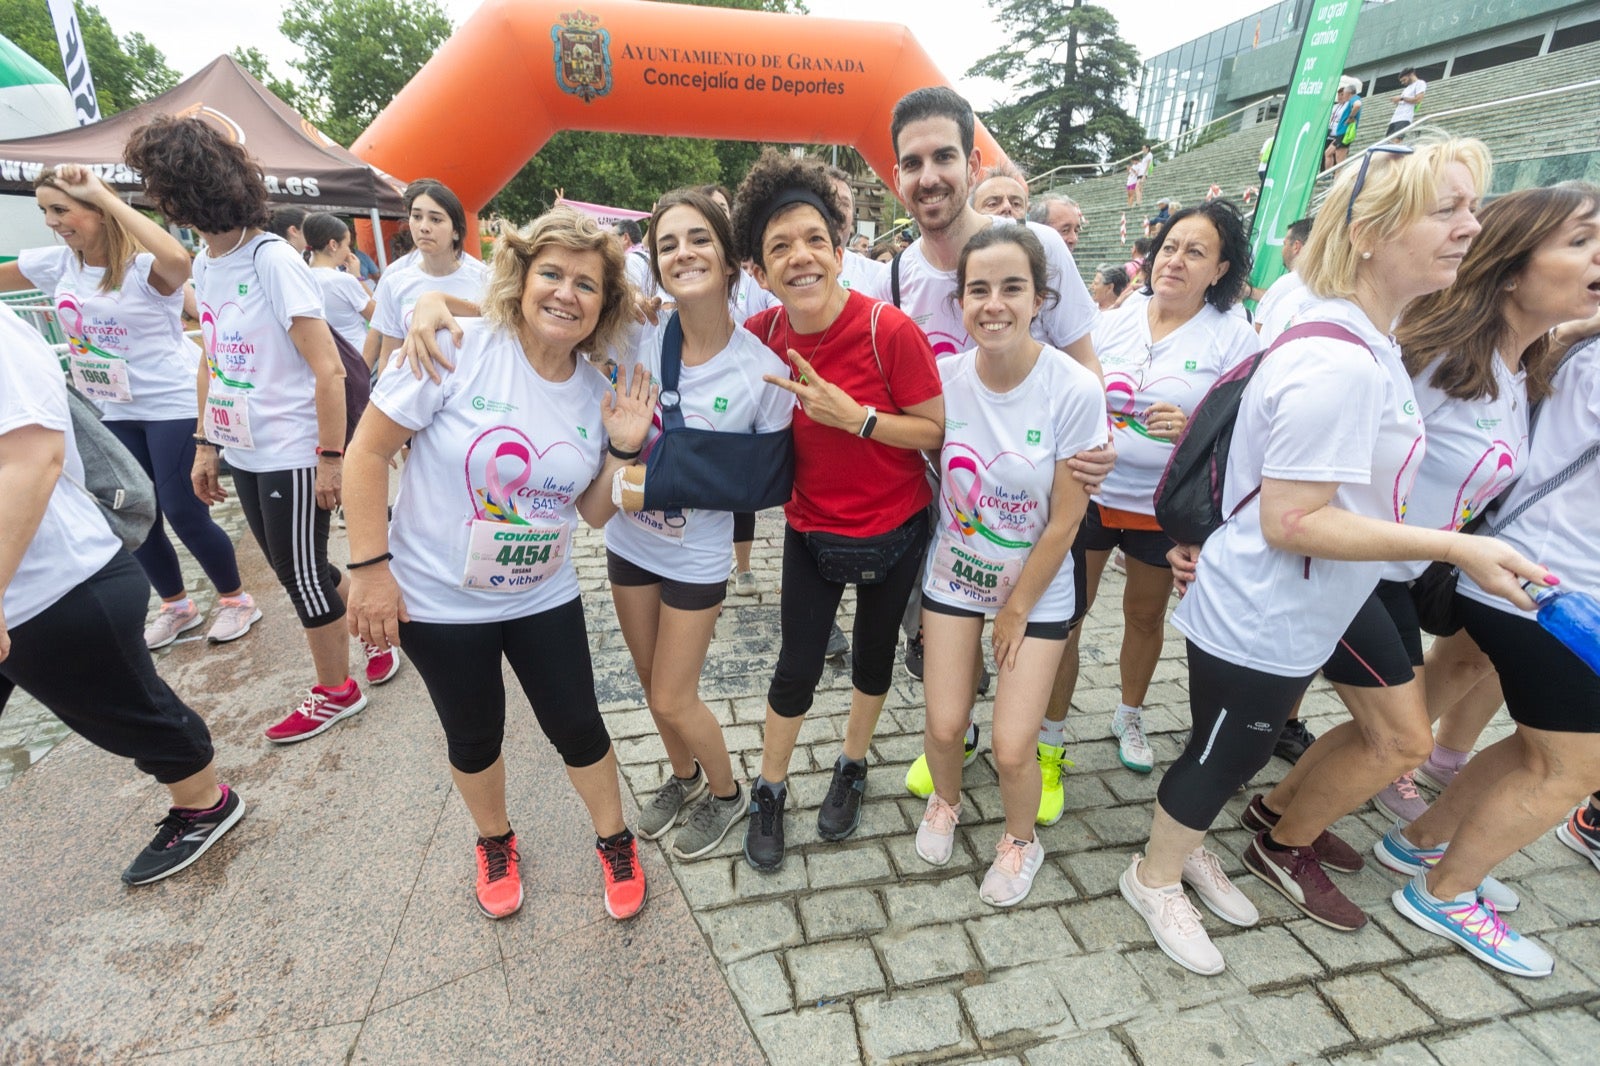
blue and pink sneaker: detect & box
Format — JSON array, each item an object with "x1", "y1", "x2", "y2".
[
  {"x1": 1392, "y1": 871, "x2": 1552, "y2": 978},
  {"x1": 1373, "y1": 825, "x2": 1520, "y2": 911}
]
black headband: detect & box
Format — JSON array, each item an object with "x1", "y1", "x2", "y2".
[{"x1": 749, "y1": 187, "x2": 833, "y2": 255}]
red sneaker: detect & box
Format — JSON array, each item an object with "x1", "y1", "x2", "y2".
[
  {"x1": 363, "y1": 642, "x2": 402, "y2": 685},
  {"x1": 597, "y1": 832, "x2": 647, "y2": 920},
  {"x1": 474, "y1": 834, "x2": 523, "y2": 919},
  {"x1": 264, "y1": 680, "x2": 367, "y2": 743}
]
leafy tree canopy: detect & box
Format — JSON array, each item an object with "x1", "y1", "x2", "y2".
[{"x1": 0, "y1": 0, "x2": 177, "y2": 115}]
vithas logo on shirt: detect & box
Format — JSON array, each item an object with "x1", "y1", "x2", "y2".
[
  {"x1": 713, "y1": 397, "x2": 729, "y2": 412},
  {"x1": 237, "y1": 284, "x2": 248, "y2": 295},
  {"x1": 1026, "y1": 430, "x2": 1041, "y2": 444},
  {"x1": 1184, "y1": 360, "x2": 1198, "y2": 371}
]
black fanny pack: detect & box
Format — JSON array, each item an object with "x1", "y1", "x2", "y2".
[{"x1": 803, "y1": 514, "x2": 923, "y2": 586}]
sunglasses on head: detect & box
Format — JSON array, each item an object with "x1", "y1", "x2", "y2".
[{"x1": 1347, "y1": 143, "x2": 1416, "y2": 226}]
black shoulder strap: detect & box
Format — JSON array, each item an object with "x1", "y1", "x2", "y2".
[
  {"x1": 890, "y1": 250, "x2": 902, "y2": 309},
  {"x1": 658, "y1": 311, "x2": 685, "y2": 434}
]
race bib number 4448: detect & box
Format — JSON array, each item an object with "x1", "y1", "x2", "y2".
[{"x1": 929, "y1": 535, "x2": 1024, "y2": 610}]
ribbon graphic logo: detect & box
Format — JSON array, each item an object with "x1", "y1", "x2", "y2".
[
  {"x1": 943, "y1": 449, "x2": 1033, "y2": 550},
  {"x1": 199, "y1": 304, "x2": 255, "y2": 390}
]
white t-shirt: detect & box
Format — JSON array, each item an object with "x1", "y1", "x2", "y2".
[
  {"x1": 1392, "y1": 79, "x2": 1427, "y2": 124},
  {"x1": 1172, "y1": 298, "x2": 1426, "y2": 676},
  {"x1": 1254, "y1": 271, "x2": 1311, "y2": 346},
  {"x1": 923, "y1": 346, "x2": 1106, "y2": 621},
  {"x1": 1460, "y1": 339, "x2": 1600, "y2": 618},
  {"x1": 313, "y1": 266, "x2": 372, "y2": 353},
  {"x1": 839, "y1": 249, "x2": 889, "y2": 298},
  {"x1": 624, "y1": 246, "x2": 655, "y2": 299},
  {"x1": 895, "y1": 217, "x2": 1097, "y2": 359},
  {"x1": 370, "y1": 257, "x2": 488, "y2": 340},
  {"x1": 1093, "y1": 294, "x2": 1259, "y2": 514},
  {"x1": 192, "y1": 234, "x2": 327, "y2": 473},
  {"x1": 373, "y1": 320, "x2": 611, "y2": 624},
  {"x1": 0, "y1": 309, "x2": 123, "y2": 628},
  {"x1": 1382, "y1": 355, "x2": 1528, "y2": 582},
  {"x1": 16, "y1": 246, "x2": 197, "y2": 422},
  {"x1": 731, "y1": 268, "x2": 777, "y2": 321},
  {"x1": 604, "y1": 320, "x2": 793, "y2": 583}
]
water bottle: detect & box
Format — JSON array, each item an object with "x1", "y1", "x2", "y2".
[{"x1": 1528, "y1": 584, "x2": 1600, "y2": 677}]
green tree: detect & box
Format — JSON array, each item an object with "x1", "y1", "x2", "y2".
[
  {"x1": 490, "y1": 133, "x2": 724, "y2": 225},
  {"x1": 231, "y1": 47, "x2": 308, "y2": 116},
  {"x1": 0, "y1": 0, "x2": 178, "y2": 115},
  {"x1": 279, "y1": 0, "x2": 452, "y2": 146},
  {"x1": 967, "y1": 0, "x2": 1146, "y2": 174}
]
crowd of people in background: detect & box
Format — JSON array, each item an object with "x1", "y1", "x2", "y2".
[{"x1": 3, "y1": 74, "x2": 1599, "y2": 996}]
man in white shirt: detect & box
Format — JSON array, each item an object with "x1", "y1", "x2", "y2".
[
  {"x1": 823, "y1": 166, "x2": 890, "y2": 296},
  {"x1": 1387, "y1": 67, "x2": 1427, "y2": 138},
  {"x1": 1029, "y1": 194, "x2": 1085, "y2": 253},
  {"x1": 1253, "y1": 216, "x2": 1314, "y2": 344},
  {"x1": 970, "y1": 163, "x2": 1029, "y2": 220}
]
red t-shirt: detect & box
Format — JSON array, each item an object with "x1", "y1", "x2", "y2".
[{"x1": 746, "y1": 291, "x2": 941, "y2": 537}]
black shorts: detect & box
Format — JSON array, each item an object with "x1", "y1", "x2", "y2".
[
  {"x1": 920, "y1": 596, "x2": 1071, "y2": 640},
  {"x1": 1076, "y1": 505, "x2": 1174, "y2": 569},
  {"x1": 606, "y1": 549, "x2": 727, "y2": 612},
  {"x1": 1459, "y1": 594, "x2": 1600, "y2": 733},
  {"x1": 1326, "y1": 135, "x2": 1343, "y2": 149},
  {"x1": 1386, "y1": 121, "x2": 1409, "y2": 136},
  {"x1": 1322, "y1": 580, "x2": 1423, "y2": 688}
]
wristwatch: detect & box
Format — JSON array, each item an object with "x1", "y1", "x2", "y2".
[{"x1": 858, "y1": 405, "x2": 878, "y2": 439}]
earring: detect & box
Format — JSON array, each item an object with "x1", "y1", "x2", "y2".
[{"x1": 1361, "y1": 251, "x2": 1372, "y2": 260}]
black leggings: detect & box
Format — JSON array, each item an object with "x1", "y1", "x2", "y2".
[
  {"x1": 767, "y1": 516, "x2": 929, "y2": 718},
  {"x1": 733, "y1": 512, "x2": 756, "y2": 544},
  {"x1": 399, "y1": 596, "x2": 612, "y2": 774},
  {"x1": 1157, "y1": 641, "x2": 1316, "y2": 831},
  {"x1": 231, "y1": 466, "x2": 344, "y2": 628},
  {"x1": 0, "y1": 552, "x2": 214, "y2": 783}
]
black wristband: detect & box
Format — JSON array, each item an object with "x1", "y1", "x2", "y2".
[
  {"x1": 347, "y1": 552, "x2": 393, "y2": 570},
  {"x1": 607, "y1": 443, "x2": 641, "y2": 461},
  {"x1": 316, "y1": 447, "x2": 344, "y2": 459},
  {"x1": 192, "y1": 435, "x2": 218, "y2": 449}
]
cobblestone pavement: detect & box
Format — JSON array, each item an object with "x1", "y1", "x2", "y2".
[{"x1": 5, "y1": 502, "x2": 1599, "y2": 1064}]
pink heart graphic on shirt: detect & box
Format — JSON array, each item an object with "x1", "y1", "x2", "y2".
[{"x1": 464, "y1": 426, "x2": 585, "y2": 523}]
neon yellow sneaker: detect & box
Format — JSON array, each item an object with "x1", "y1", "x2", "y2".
[
  {"x1": 905, "y1": 725, "x2": 981, "y2": 798},
  {"x1": 1036, "y1": 742, "x2": 1072, "y2": 826}
]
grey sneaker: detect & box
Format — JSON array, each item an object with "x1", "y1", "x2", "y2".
[
  {"x1": 905, "y1": 631, "x2": 925, "y2": 680},
  {"x1": 671, "y1": 786, "x2": 747, "y2": 860},
  {"x1": 205, "y1": 594, "x2": 262, "y2": 644},
  {"x1": 733, "y1": 570, "x2": 759, "y2": 596},
  {"x1": 825, "y1": 623, "x2": 849, "y2": 660},
  {"x1": 145, "y1": 599, "x2": 203, "y2": 650},
  {"x1": 817, "y1": 757, "x2": 868, "y2": 841},
  {"x1": 636, "y1": 770, "x2": 707, "y2": 840}
]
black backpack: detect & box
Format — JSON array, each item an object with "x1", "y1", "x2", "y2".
[{"x1": 1153, "y1": 321, "x2": 1370, "y2": 545}]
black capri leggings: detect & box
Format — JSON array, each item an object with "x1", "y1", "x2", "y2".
[
  {"x1": 1157, "y1": 641, "x2": 1317, "y2": 831},
  {"x1": 230, "y1": 466, "x2": 344, "y2": 628},
  {"x1": 768, "y1": 515, "x2": 929, "y2": 718},
  {"x1": 398, "y1": 596, "x2": 613, "y2": 774},
  {"x1": 733, "y1": 511, "x2": 756, "y2": 544},
  {"x1": 0, "y1": 552, "x2": 214, "y2": 783}
]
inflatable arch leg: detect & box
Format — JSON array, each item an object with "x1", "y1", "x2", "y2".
[{"x1": 350, "y1": 0, "x2": 1006, "y2": 215}]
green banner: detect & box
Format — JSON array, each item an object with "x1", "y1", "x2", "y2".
[{"x1": 1248, "y1": 0, "x2": 1365, "y2": 297}]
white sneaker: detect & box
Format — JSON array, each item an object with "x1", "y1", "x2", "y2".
[
  {"x1": 145, "y1": 599, "x2": 203, "y2": 650},
  {"x1": 1112, "y1": 707, "x2": 1154, "y2": 773},
  {"x1": 1181, "y1": 846, "x2": 1260, "y2": 927},
  {"x1": 915, "y1": 793, "x2": 961, "y2": 866},
  {"x1": 1120, "y1": 854, "x2": 1225, "y2": 975},
  {"x1": 733, "y1": 569, "x2": 759, "y2": 596},
  {"x1": 205, "y1": 593, "x2": 261, "y2": 644},
  {"x1": 980, "y1": 834, "x2": 1045, "y2": 907}
]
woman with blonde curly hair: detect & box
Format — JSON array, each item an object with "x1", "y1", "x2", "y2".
[{"x1": 343, "y1": 207, "x2": 657, "y2": 922}]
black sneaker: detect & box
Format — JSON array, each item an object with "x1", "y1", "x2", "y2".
[
  {"x1": 976, "y1": 666, "x2": 992, "y2": 697},
  {"x1": 122, "y1": 785, "x2": 245, "y2": 885},
  {"x1": 825, "y1": 623, "x2": 850, "y2": 660},
  {"x1": 1274, "y1": 719, "x2": 1317, "y2": 764},
  {"x1": 817, "y1": 757, "x2": 868, "y2": 841},
  {"x1": 906, "y1": 632, "x2": 925, "y2": 680},
  {"x1": 744, "y1": 781, "x2": 787, "y2": 871}
]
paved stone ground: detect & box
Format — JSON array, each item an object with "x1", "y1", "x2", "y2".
[{"x1": 5, "y1": 501, "x2": 1599, "y2": 1064}]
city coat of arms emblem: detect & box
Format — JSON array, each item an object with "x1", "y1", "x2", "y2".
[{"x1": 551, "y1": 10, "x2": 613, "y2": 103}]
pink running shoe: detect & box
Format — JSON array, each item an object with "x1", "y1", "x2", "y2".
[
  {"x1": 1374, "y1": 772, "x2": 1430, "y2": 825},
  {"x1": 264, "y1": 680, "x2": 367, "y2": 743},
  {"x1": 363, "y1": 641, "x2": 402, "y2": 685}
]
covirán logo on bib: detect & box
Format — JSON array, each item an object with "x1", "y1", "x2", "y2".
[{"x1": 552, "y1": 10, "x2": 613, "y2": 103}]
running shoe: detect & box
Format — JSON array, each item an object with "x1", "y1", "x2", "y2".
[
  {"x1": 1111, "y1": 707, "x2": 1154, "y2": 773},
  {"x1": 597, "y1": 831, "x2": 647, "y2": 919},
  {"x1": 1373, "y1": 826, "x2": 1520, "y2": 911},
  {"x1": 205, "y1": 593, "x2": 261, "y2": 644},
  {"x1": 144, "y1": 599, "x2": 203, "y2": 650},
  {"x1": 1392, "y1": 872, "x2": 1552, "y2": 978},
  {"x1": 1273, "y1": 718, "x2": 1317, "y2": 764},
  {"x1": 915, "y1": 792, "x2": 961, "y2": 866},
  {"x1": 1243, "y1": 832, "x2": 1368, "y2": 930},
  {"x1": 1036, "y1": 742, "x2": 1072, "y2": 827},
  {"x1": 905, "y1": 631, "x2": 924, "y2": 680},
  {"x1": 980, "y1": 834, "x2": 1045, "y2": 907},
  {"x1": 1120, "y1": 854, "x2": 1225, "y2": 976},
  {"x1": 474, "y1": 833, "x2": 523, "y2": 919},
  {"x1": 825, "y1": 623, "x2": 850, "y2": 661},
  {"x1": 671, "y1": 787, "x2": 747, "y2": 860},
  {"x1": 1373, "y1": 771, "x2": 1430, "y2": 825},
  {"x1": 744, "y1": 781, "x2": 787, "y2": 872},
  {"x1": 636, "y1": 769, "x2": 708, "y2": 841},
  {"x1": 1181, "y1": 845, "x2": 1259, "y2": 927},
  {"x1": 1239, "y1": 794, "x2": 1364, "y2": 873},
  {"x1": 733, "y1": 569, "x2": 760, "y2": 596},
  {"x1": 363, "y1": 641, "x2": 402, "y2": 685},
  {"x1": 1556, "y1": 804, "x2": 1600, "y2": 874},
  {"x1": 1413, "y1": 751, "x2": 1468, "y2": 793},
  {"x1": 121, "y1": 785, "x2": 245, "y2": 885},
  {"x1": 264, "y1": 680, "x2": 367, "y2": 743},
  {"x1": 817, "y1": 757, "x2": 868, "y2": 841},
  {"x1": 905, "y1": 725, "x2": 980, "y2": 799}
]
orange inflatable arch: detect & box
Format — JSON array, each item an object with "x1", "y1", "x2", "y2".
[{"x1": 350, "y1": 0, "x2": 1005, "y2": 218}]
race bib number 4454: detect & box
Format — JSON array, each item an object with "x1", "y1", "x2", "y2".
[{"x1": 461, "y1": 519, "x2": 570, "y2": 591}]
